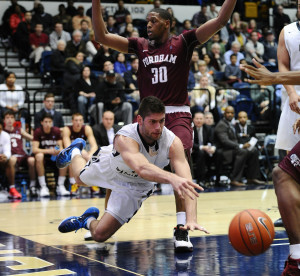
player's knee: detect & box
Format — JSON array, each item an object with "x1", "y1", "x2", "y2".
[
  {"x1": 92, "y1": 231, "x2": 109, "y2": 243},
  {"x1": 27, "y1": 157, "x2": 35, "y2": 166},
  {"x1": 35, "y1": 153, "x2": 44, "y2": 162},
  {"x1": 8, "y1": 156, "x2": 17, "y2": 165}
]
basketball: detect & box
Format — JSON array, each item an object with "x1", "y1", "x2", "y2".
[{"x1": 228, "y1": 209, "x2": 275, "y2": 256}]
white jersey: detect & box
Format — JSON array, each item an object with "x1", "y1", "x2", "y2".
[
  {"x1": 0, "y1": 130, "x2": 11, "y2": 159},
  {"x1": 276, "y1": 22, "x2": 300, "y2": 150}
]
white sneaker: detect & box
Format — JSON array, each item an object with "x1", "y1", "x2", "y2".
[
  {"x1": 40, "y1": 186, "x2": 50, "y2": 197},
  {"x1": 173, "y1": 224, "x2": 193, "y2": 252},
  {"x1": 56, "y1": 185, "x2": 70, "y2": 196},
  {"x1": 84, "y1": 231, "x2": 93, "y2": 241}
]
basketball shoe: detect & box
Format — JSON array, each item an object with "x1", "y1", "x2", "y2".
[
  {"x1": 56, "y1": 185, "x2": 70, "y2": 196},
  {"x1": 9, "y1": 187, "x2": 22, "y2": 199},
  {"x1": 56, "y1": 138, "x2": 86, "y2": 169},
  {"x1": 282, "y1": 255, "x2": 300, "y2": 276},
  {"x1": 173, "y1": 224, "x2": 193, "y2": 252},
  {"x1": 70, "y1": 184, "x2": 79, "y2": 196},
  {"x1": 40, "y1": 186, "x2": 50, "y2": 197},
  {"x1": 58, "y1": 207, "x2": 99, "y2": 233}
]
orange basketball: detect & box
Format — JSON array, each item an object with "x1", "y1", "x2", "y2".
[{"x1": 228, "y1": 209, "x2": 275, "y2": 256}]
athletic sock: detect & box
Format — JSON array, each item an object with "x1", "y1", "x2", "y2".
[
  {"x1": 176, "y1": 212, "x2": 186, "y2": 226},
  {"x1": 290, "y1": 244, "x2": 300, "y2": 259},
  {"x1": 38, "y1": 176, "x2": 47, "y2": 187},
  {"x1": 71, "y1": 148, "x2": 81, "y2": 159},
  {"x1": 9, "y1": 185, "x2": 15, "y2": 189},
  {"x1": 69, "y1": 177, "x2": 76, "y2": 185},
  {"x1": 57, "y1": 176, "x2": 66, "y2": 186},
  {"x1": 86, "y1": 217, "x2": 96, "y2": 229},
  {"x1": 30, "y1": 180, "x2": 36, "y2": 188}
]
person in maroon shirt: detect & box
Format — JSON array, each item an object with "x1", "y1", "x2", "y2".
[
  {"x1": 3, "y1": 110, "x2": 36, "y2": 197},
  {"x1": 91, "y1": 0, "x2": 237, "y2": 252},
  {"x1": 29, "y1": 23, "x2": 51, "y2": 74},
  {"x1": 61, "y1": 113, "x2": 98, "y2": 196},
  {"x1": 33, "y1": 113, "x2": 70, "y2": 197}
]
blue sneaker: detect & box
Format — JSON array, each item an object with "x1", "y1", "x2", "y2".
[
  {"x1": 58, "y1": 207, "x2": 99, "y2": 233},
  {"x1": 56, "y1": 138, "x2": 86, "y2": 169}
]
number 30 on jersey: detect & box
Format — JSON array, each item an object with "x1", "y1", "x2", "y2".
[{"x1": 151, "y1": 66, "x2": 167, "y2": 84}]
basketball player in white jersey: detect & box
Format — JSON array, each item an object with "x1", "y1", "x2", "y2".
[
  {"x1": 275, "y1": 6, "x2": 300, "y2": 151},
  {"x1": 57, "y1": 96, "x2": 208, "y2": 246}
]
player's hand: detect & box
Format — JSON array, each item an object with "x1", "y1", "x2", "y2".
[
  {"x1": 171, "y1": 177, "x2": 203, "y2": 200},
  {"x1": 293, "y1": 119, "x2": 300, "y2": 134},
  {"x1": 240, "y1": 58, "x2": 273, "y2": 85},
  {"x1": 180, "y1": 222, "x2": 210, "y2": 234},
  {"x1": 289, "y1": 92, "x2": 300, "y2": 115}
]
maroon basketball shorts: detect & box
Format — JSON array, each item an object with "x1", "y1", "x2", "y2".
[
  {"x1": 165, "y1": 112, "x2": 193, "y2": 154},
  {"x1": 16, "y1": 155, "x2": 30, "y2": 167},
  {"x1": 279, "y1": 141, "x2": 300, "y2": 184}
]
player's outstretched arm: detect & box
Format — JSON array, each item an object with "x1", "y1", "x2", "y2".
[
  {"x1": 92, "y1": 0, "x2": 129, "y2": 53},
  {"x1": 195, "y1": 0, "x2": 237, "y2": 44},
  {"x1": 114, "y1": 135, "x2": 202, "y2": 200}
]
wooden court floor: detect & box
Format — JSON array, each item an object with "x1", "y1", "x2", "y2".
[{"x1": 0, "y1": 184, "x2": 289, "y2": 275}]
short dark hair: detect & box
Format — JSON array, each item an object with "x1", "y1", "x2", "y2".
[
  {"x1": 4, "y1": 71, "x2": 16, "y2": 80},
  {"x1": 138, "y1": 96, "x2": 165, "y2": 119},
  {"x1": 149, "y1": 8, "x2": 173, "y2": 30},
  {"x1": 72, "y1": 112, "x2": 83, "y2": 119},
  {"x1": 44, "y1": 93, "x2": 55, "y2": 100},
  {"x1": 41, "y1": 113, "x2": 53, "y2": 122},
  {"x1": 230, "y1": 53, "x2": 237, "y2": 59},
  {"x1": 3, "y1": 110, "x2": 15, "y2": 118}
]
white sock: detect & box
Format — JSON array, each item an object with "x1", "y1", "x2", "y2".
[
  {"x1": 38, "y1": 176, "x2": 47, "y2": 187},
  {"x1": 86, "y1": 217, "x2": 96, "y2": 229},
  {"x1": 290, "y1": 244, "x2": 300, "y2": 259},
  {"x1": 58, "y1": 176, "x2": 66, "y2": 186},
  {"x1": 9, "y1": 185, "x2": 15, "y2": 189},
  {"x1": 71, "y1": 148, "x2": 81, "y2": 159},
  {"x1": 69, "y1": 177, "x2": 76, "y2": 185},
  {"x1": 30, "y1": 180, "x2": 36, "y2": 188},
  {"x1": 176, "y1": 212, "x2": 186, "y2": 225}
]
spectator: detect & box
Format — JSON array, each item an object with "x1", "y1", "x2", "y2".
[
  {"x1": 86, "y1": 30, "x2": 100, "y2": 62},
  {"x1": 202, "y1": 54, "x2": 215, "y2": 74},
  {"x1": 72, "y1": 6, "x2": 92, "y2": 31},
  {"x1": 114, "y1": 0, "x2": 130, "y2": 28},
  {"x1": 32, "y1": 113, "x2": 70, "y2": 197},
  {"x1": 192, "y1": 4, "x2": 208, "y2": 28},
  {"x1": 153, "y1": 0, "x2": 161, "y2": 9},
  {"x1": 180, "y1": 19, "x2": 193, "y2": 34},
  {"x1": 29, "y1": 23, "x2": 51, "y2": 74},
  {"x1": 95, "y1": 70, "x2": 132, "y2": 125},
  {"x1": 106, "y1": 15, "x2": 119, "y2": 34},
  {"x1": 195, "y1": 60, "x2": 215, "y2": 86},
  {"x1": 224, "y1": 41, "x2": 245, "y2": 65},
  {"x1": 190, "y1": 50, "x2": 200, "y2": 74},
  {"x1": 65, "y1": 0, "x2": 77, "y2": 18},
  {"x1": 34, "y1": 93, "x2": 64, "y2": 130},
  {"x1": 204, "y1": 111, "x2": 215, "y2": 126},
  {"x1": 247, "y1": 19, "x2": 262, "y2": 39},
  {"x1": 114, "y1": 52, "x2": 131, "y2": 76},
  {"x1": 210, "y1": 42, "x2": 226, "y2": 73},
  {"x1": 235, "y1": 110, "x2": 257, "y2": 145},
  {"x1": 0, "y1": 71, "x2": 26, "y2": 121},
  {"x1": 80, "y1": 19, "x2": 91, "y2": 42},
  {"x1": 99, "y1": 60, "x2": 125, "y2": 86},
  {"x1": 50, "y1": 40, "x2": 67, "y2": 86},
  {"x1": 65, "y1": 30, "x2": 86, "y2": 58},
  {"x1": 0, "y1": 118, "x2": 21, "y2": 199},
  {"x1": 118, "y1": 14, "x2": 138, "y2": 35},
  {"x1": 31, "y1": 4, "x2": 53, "y2": 35},
  {"x1": 207, "y1": 3, "x2": 219, "y2": 20},
  {"x1": 227, "y1": 26, "x2": 247, "y2": 51},
  {"x1": 3, "y1": 110, "x2": 36, "y2": 197},
  {"x1": 53, "y1": 4, "x2": 73, "y2": 33},
  {"x1": 166, "y1": 7, "x2": 182, "y2": 34},
  {"x1": 192, "y1": 111, "x2": 222, "y2": 186},
  {"x1": 224, "y1": 53, "x2": 242, "y2": 85},
  {"x1": 229, "y1": 11, "x2": 242, "y2": 32},
  {"x1": 124, "y1": 57, "x2": 139, "y2": 100},
  {"x1": 92, "y1": 45, "x2": 116, "y2": 72},
  {"x1": 120, "y1": 23, "x2": 136, "y2": 38},
  {"x1": 214, "y1": 106, "x2": 264, "y2": 186},
  {"x1": 262, "y1": 30, "x2": 278, "y2": 67},
  {"x1": 274, "y1": 5, "x2": 291, "y2": 40},
  {"x1": 75, "y1": 66, "x2": 98, "y2": 122},
  {"x1": 49, "y1": 22, "x2": 71, "y2": 50},
  {"x1": 9, "y1": 5, "x2": 25, "y2": 35},
  {"x1": 244, "y1": 31, "x2": 264, "y2": 64},
  {"x1": 206, "y1": 32, "x2": 226, "y2": 55}
]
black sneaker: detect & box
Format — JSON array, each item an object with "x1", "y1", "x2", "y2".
[{"x1": 173, "y1": 224, "x2": 193, "y2": 252}]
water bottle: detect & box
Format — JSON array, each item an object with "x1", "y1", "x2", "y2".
[
  {"x1": 51, "y1": 145, "x2": 60, "y2": 161},
  {"x1": 207, "y1": 143, "x2": 213, "y2": 157},
  {"x1": 21, "y1": 179, "x2": 27, "y2": 199}
]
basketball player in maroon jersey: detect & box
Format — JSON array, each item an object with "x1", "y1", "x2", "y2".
[
  {"x1": 32, "y1": 113, "x2": 70, "y2": 197},
  {"x1": 3, "y1": 110, "x2": 36, "y2": 198},
  {"x1": 92, "y1": 0, "x2": 236, "y2": 251},
  {"x1": 61, "y1": 113, "x2": 98, "y2": 195}
]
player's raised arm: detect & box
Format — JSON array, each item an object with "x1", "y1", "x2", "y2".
[
  {"x1": 92, "y1": 0, "x2": 129, "y2": 53},
  {"x1": 195, "y1": 0, "x2": 237, "y2": 44}
]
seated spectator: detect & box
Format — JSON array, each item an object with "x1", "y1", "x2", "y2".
[
  {"x1": 180, "y1": 19, "x2": 193, "y2": 34},
  {"x1": 0, "y1": 71, "x2": 27, "y2": 121},
  {"x1": 195, "y1": 60, "x2": 215, "y2": 86},
  {"x1": 72, "y1": 6, "x2": 92, "y2": 31},
  {"x1": 0, "y1": 118, "x2": 21, "y2": 199},
  {"x1": 106, "y1": 15, "x2": 119, "y2": 34},
  {"x1": 229, "y1": 12, "x2": 242, "y2": 32},
  {"x1": 210, "y1": 42, "x2": 226, "y2": 73},
  {"x1": 75, "y1": 66, "x2": 98, "y2": 122},
  {"x1": 61, "y1": 112, "x2": 98, "y2": 196},
  {"x1": 92, "y1": 45, "x2": 116, "y2": 72},
  {"x1": 31, "y1": 4, "x2": 53, "y2": 35},
  {"x1": 50, "y1": 40, "x2": 67, "y2": 86},
  {"x1": 65, "y1": 30, "x2": 86, "y2": 58},
  {"x1": 114, "y1": 0, "x2": 130, "y2": 29},
  {"x1": 214, "y1": 106, "x2": 265, "y2": 186},
  {"x1": 244, "y1": 31, "x2": 264, "y2": 64},
  {"x1": 65, "y1": 0, "x2": 77, "y2": 18},
  {"x1": 29, "y1": 23, "x2": 51, "y2": 74},
  {"x1": 86, "y1": 30, "x2": 100, "y2": 63},
  {"x1": 63, "y1": 52, "x2": 85, "y2": 113},
  {"x1": 166, "y1": 7, "x2": 182, "y2": 35},
  {"x1": 224, "y1": 54, "x2": 242, "y2": 86},
  {"x1": 202, "y1": 54, "x2": 215, "y2": 74},
  {"x1": 247, "y1": 19, "x2": 262, "y2": 39},
  {"x1": 120, "y1": 23, "x2": 137, "y2": 38},
  {"x1": 94, "y1": 70, "x2": 132, "y2": 125},
  {"x1": 206, "y1": 33, "x2": 226, "y2": 55},
  {"x1": 114, "y1": 52, "x2": 131, "y2": 76},
  {"x1": 204, "y1": 111, "x2": 215, "y2": 126},
  {"x1": 190, "y1": 50, "x2": 200, "y2": 74},
  {"x1": 227, "y1": 26, "x2": 247, "y2": 51},
  {"x1": 32, "y1": 113, "x2": 70, "y2": 197},
  {"x1": 9, "y1": 4, "x2": 25, "y2": 35},
  {"x1": 262, "y1": 30, "x2": 278, "y2": 67},
  {"x1": 207, "y1": 3, "x2": 219, "y2": 20},
  {"x1": 273, "y1": 5, "x2": 291, "y2": 40},
  {"x1": 3, "y1": 110, "x2": 36, "y2": 197},
  {"x1": 224, "y1": 41, "x2": 245, "y2": 66},
  {"x1": 80, "y1": 19, "x2": 90, "y2": 43},
  {"x1": 99, "y1": 60, "x2": 125, "y2": 87},
  {"x1": 191, "y1": 4, "x2": 208, "y2": 28},
  {"x1": 192, "y1": 111, "x2": 222, "y2": 186},
  {"x1": 118, "y1": 14, "x2": 138, "y2": 35},
  {"x1": 49, "y1": 22, "x2": 71, "y2": 50},
  {"x1": 53, "y1": 4, "x2": 72, "y2": 33},
  {"x1": 34, "y1": 93, "x2": 64, "y2": 130},
  {"x1": 235, "y1": 111, "x2": 257, "y2": 144}
]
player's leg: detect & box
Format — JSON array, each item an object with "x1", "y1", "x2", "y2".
[
  {"x1": 35, "y1": 153, "x2": 50, "y2": 197},
  {"x1": 56, "y1": 167, "x2": 71, "y2": 196},
  {"x1": 6, "y1": 156, "x2": 21, "y2": 199},
  {"x1": 27, "y1": 156, "x2": 37, "y2": 197},
  {"x1": 273, "y1": 166, "x2": 300, "y2": 274}
]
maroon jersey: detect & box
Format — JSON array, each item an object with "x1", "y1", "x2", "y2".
[
  {"x1": 128, "y1": 29, "x2": 199, "y2": 106},
  {"x1": 33, "y1": 126, "x2": 62, "y2": 149},
  {"x1": 279, "y1": 141, "x2": 300, "y2": 184},
  {"x1": 4, "y1": 126, "x2": 26, "y2": 156},
  {"x1": 68, "y1": 125, "x2": 87, "y2": 141}
]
